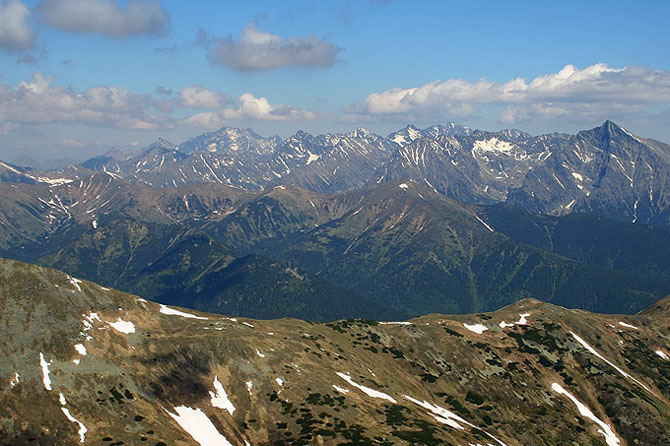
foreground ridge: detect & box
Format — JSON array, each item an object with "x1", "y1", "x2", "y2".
[{"x1": 1, "y1": 258, "x2": 670, "y2": 445}]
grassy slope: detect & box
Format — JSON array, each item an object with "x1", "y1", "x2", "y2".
[{"x1": 1, "y1": 258, "x2": 669, "y2": 445}]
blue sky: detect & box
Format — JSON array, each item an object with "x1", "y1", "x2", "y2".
[{"x1": 1, "y1": 0, "x2": 669, "y2": 165}]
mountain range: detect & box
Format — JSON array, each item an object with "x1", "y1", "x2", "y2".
[
  {"x1": 66, "y1": 120, "x2": 670, "y2": 230},
  {"x1": 4, "y1": 121, "x2": 669, "y2": 230},
  {"x1": 3, "y1": 121, "x2": 670, "y2": 444},
  {"x1": 1, "y1": 258, "x2": 669, "y2": 445},
  {"x1": 0, "y1": 120, "x2": 669, "y2": 322},
  {"x1": 0, "y1": 172, "x2": 668, "y2": 321}
]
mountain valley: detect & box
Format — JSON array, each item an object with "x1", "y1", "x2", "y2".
[{"x1": 1, "y1": 170, "x2": 669, "y2": 320}]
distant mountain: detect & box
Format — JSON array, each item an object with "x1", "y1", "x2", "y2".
[
  {"x1": 388, "y1": 122, "x2": 472, "y2": 146},
  {"x1": 480, "y1": 204, "x2": 670, "y2": 281},
  {"x1": 381, "y1": 121, "x2": 670, "y2": 229},
  {"x1": 82, "y1": 139, "x2": 186, "y2": 174},
  {"x1": 84, "y1": 127, "x2": 397, "y2": 193},
  {"x1": 67, "y1": 121, "x2": 670, "y2": 230},
  {"x1": 178, "y1": 127, "x2": 281, "y2": 157},
  {"x1": 262, "y1": 128, "x2": 397, "y2": 193},
  {"x1": 2, "y1": 257, "x2": 669, "y2": 445},
  {"x1": 2, "y1": 173, "x2": 668, "y2": 319},
  {"x1": 0, "y1": 175, "x2": 398, "y2": 321},
  {"x1": 206, "y1": 180, "x2": 670, "y2": 316},
  {"x1": 1, "y1": 122, "x2": 670, "y2": 319},
  {"x1": 0, "y1": 160, "x2": 91, "y2": 186}
]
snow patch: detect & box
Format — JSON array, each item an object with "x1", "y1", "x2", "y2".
[
  {"x1": 398, "y1": 183, "x2": 409, "y2": 190},
  {"x1": 74, "y1": 344, "x2": 87, "y2": 356},
  {"x1": 275, "y1": 377, "x2": 284, "y2": 387},
  {"x1": 159, "y1": 304, "x2": 208, "y2": 320},
  {"x1": 9, "y1": 372, "x2": 19, "y2": 388},
  {"x1": 501, "y1": 312, "x2": 531, "y2": 328},
  {"x1": 336, "y1": 372, "x2": 397, "y2": 403},
  {"x1": 404, "y1": 395, "x2": 465, "y2": 429},
  {"x1": 31, "y1": 175, "x2": 73, "y2": 186},
  {"x1": 473, "y1": 137, "x2": 515, "y2": 153},
  {"x1": 83, "y1": 312, "x2": 101, "y2": 324},
  {"x1": 255, "y1": 349, "x2": 265, "y2": 358},
  {"x1": 108, "y1": 318, "x2": 135, "y2": 334},
  {"x1": 60, "y1": 405, "x2": 87, "y2": 443},
  {"x1": 655, "y1": 350, "x2": 669, "y2": 360},
  {"x1": 570, "y1": 332, "x2": 651, "y2": 393},
  {"x1": 474, "y1": 214, "x2": 494, "y2": 232},
  {"x1": 39, "y1": 352, "x2": 52, "y2": 391},
  {"x1": 246, "y1": 381, "x2": 253, "y2": 395},
  {"x1": 80, "y1": 312, "x2": 101, "y2": 341},
  {"x1": 516, "y1": 313, "x2": 530, "y2": 325},
  {"x1": 463, "y1": 323, "x2": 488, "y2": 334},
  {"x1": 620, "y1": 127, "x2": 646, "y2": 145},
  {"x1": 392, "y1": 134, "x2": 407, "y2": 145},
  {"x1": 68, "y1": 276, "x2": 82, "y2": 292},
  {"x1": 210, "y1": 376, "x2": 235, "y2": 415},
  {"x1": 404, "y1": 395, "x2": 506, "y2": 445},
  {"x1": 379, "y1": 321, "x2": 412, "y2": 326},
  {"x1": 306, "y1": 152, "x2": 321, "y2": 165},
  {"x1": 166, "y1": 406, "x2": 233, "y2": 446},
  {"x1": 618, "y1": 321, "x2": 638, "y2": 330},
  {"x1": 551, "y1": 382, "x2": 620, "y2": 446},
  {"x1": 332, "y1": 384, "x2": 350, "y2": 394}
]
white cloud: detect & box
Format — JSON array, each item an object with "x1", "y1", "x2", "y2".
[
  {"x1": 179, "y1": 86, "x2": 229, "y2": 109},
  {"x1": 61, "y1": 137, "x2": 86, "y2": 147},
  {"x1": 350, "y1": 64, "x2": 670, "y2": 125},
  {"x1": 0, "y1": 72, "x2": 172, "y2": 130},
  {"x1": 0, "y1": 73, "x2": 317, "y2": 133},
  {"x1": 183, "y1": 93, "x2": 316, "y2": 128},
  {"x1": 0, "y1": 0, "x2": 34, "y2": 51},
  {"x1": 37, "y1": 0, "x2": 169, "y2": 37},
  {"x1": 202, "y1": 22, "x2": 341, "y2": 71}
]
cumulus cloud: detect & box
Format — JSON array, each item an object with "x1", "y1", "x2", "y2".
[
  {"x1": 0, "y1": 0, "x2": 34, "y2": 51},
  {"x1": 0, "y1": 72, "x2": 172, "y2": 130},
  {"x1": 179, "y1": 86, "x2": 230, "y2": 109},
  {"x1": 0, "y1": 73, "x2": 317, "y2": 133},
  {"x1": 349, "y1": 64, "x2": 670, "y2": 125},
  {"x1": 37, "y1": 0, "x2": 170, "y2": 37},
  {"x1": 200, "y1": 22, "x2": 341, "y2": 71},
  {"x1": 183, "y1": 93, "x2": 316, "y2": 128}
]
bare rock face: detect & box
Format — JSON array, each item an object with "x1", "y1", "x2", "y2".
[{"x1": 68, "y1": 121, "x2": 670, "y2": 230}]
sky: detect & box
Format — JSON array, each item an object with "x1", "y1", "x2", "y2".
[{"x1": 1, "y1": 0, "x2": 669, "y2": 166}]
